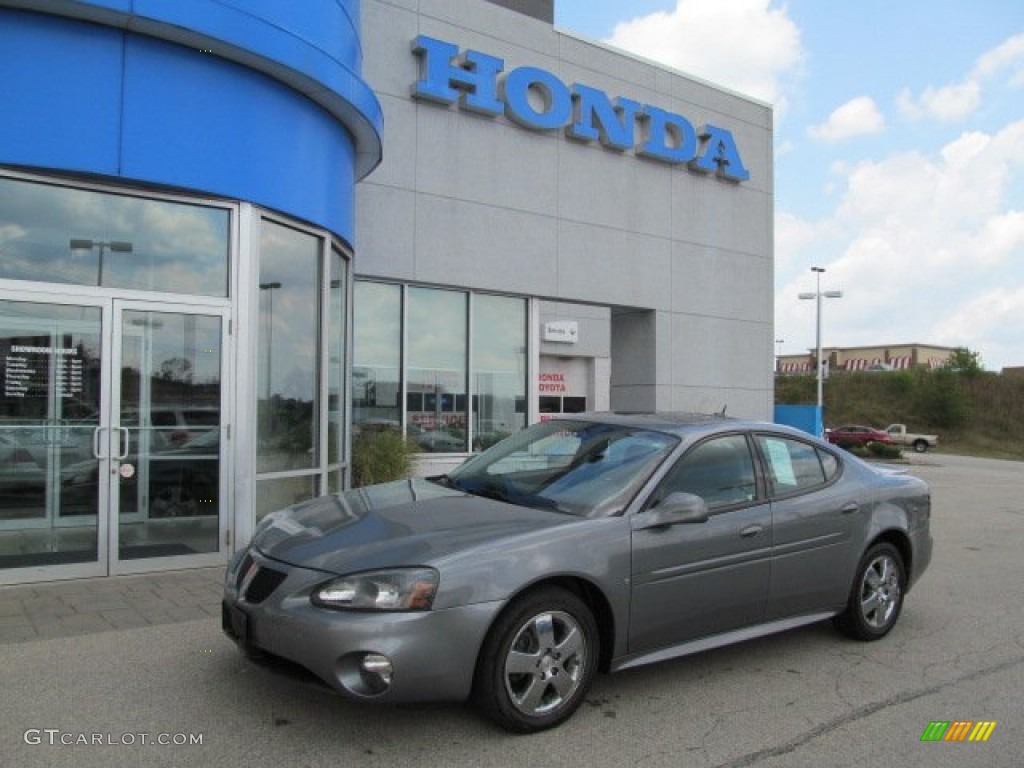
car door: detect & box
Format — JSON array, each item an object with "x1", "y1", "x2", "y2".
[
  {"x1": 629, "y1": 433, "x2": 771, "y2": 654},
  {"x1": 754, "y1": 433, "x2": 863, "y2": 619}
]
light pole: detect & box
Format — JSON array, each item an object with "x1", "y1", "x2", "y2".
[
  {"x1": 70, "y1": 239, "x2": 133, "y2": 286},
  {"x1": 775, "y1": 338, "x2": 784, "y2": 373},
  {"x1": 798, "y1": 267, "x2": 842, "y2": 410}
]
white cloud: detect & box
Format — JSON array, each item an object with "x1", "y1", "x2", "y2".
[
  {"x1": 898, "y1": 33, "x2": 1024, "y2": 122},
  {"x1": 931, "y1": 286, "x2": 1024, "y2": 363},
  {"x1": 970, "y1": 32, "x2": 1024, "y2": 80},
  {"x1": 897, "y1": 81, "x2": 981, "y2": 122},
  {"x1": 808, "y1": 96, "x2": 885, "y2": 142},
  {"x1": 605, "y1": 0, "x2": 803, "y2": 105},
  {"x1": 776, "y1": 120, "x2": 1024, "y2": 369}
]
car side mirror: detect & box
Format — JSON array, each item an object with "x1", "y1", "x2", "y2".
[{"x1": 637, "y1": 492, "x2": 710, "y2": 529}]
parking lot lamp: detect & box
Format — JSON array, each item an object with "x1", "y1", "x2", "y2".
[{"x1": 798, "y1": 267, "x2": 842, "y2": 410}]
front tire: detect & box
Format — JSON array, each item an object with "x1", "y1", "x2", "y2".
[
  {"x1": 473, "y1": 587, "x2": 599, "y2": 733},
  {"x1": 834, "y1": 542, "x2": 906, "y2": 641}
]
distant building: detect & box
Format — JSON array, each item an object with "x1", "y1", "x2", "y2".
[{"x1": 777, "y1": 344, "x2": 956, "y2": 375}]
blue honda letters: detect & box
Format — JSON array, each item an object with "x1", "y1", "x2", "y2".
[{"x1": 412, "y1": 35, "x2": 749, "y2": 182}]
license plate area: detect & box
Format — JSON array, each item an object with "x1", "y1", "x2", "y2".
[{"x1": 222, "y1": 600, "x2": 249, "y2": 644}]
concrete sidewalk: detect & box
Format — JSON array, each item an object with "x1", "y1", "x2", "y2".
[{"x1": 0, "y1": 567, "x2": 223, "y2": 644}]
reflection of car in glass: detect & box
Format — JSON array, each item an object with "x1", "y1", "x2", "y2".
[
  {"x1": 0, "y1": 419, "x2": 97, "y2": 468},
  {"x1": 0, "y1": 433, "x2": 45, "y2": 491},
  {"x1": 60, "y1": 428, "x2": 219, "y2": 517},
  {"x1": 408, "y1": 424, "x2": 464, "y2": 452},
  {"x1": 124, "y1": 405, "x2": 220, "y2": 447},
  {"x1": 224, "y1": 413, "x2": 933, "y2": 733}
]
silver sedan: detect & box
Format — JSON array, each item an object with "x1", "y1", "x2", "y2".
[{"x1": 223, "y1": 413, "x2": 932, "y2": 732}]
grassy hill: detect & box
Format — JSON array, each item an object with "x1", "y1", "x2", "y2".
[{"x1": 775, "y1": 370, "x2": 1024, "y2": 460}]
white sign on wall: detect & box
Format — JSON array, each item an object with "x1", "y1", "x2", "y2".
[{"x1": 542, "y1": 320, "x2": 578, "y2": 344}]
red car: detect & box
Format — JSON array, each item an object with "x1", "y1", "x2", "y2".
[{"x1": 825, "y1": 425, "x2": 893, "y2": 447}]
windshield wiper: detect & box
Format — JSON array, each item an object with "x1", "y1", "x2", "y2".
[
  {"x1": 428, "y1": 473, "x2": 463, "y2": 491},
  {"x1": 439, "y1": 475, "x2": 571, "y2": 514}
]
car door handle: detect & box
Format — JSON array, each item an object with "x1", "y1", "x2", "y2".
[
  {"x1": 841, "y1": 502, "x2": 860, "y2": 514},
  {"x1": 740, "y1": 524, "x2": 764, "y2": 538}
]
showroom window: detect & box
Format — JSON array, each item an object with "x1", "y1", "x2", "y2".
[
  {"x1": 408, "y1": 287, "x2": 468, "y2": 452},
  {"x1": 352, "y1": 281, "x2": 401, "y2": 430},
  {"x1": 353, "y1": 282, "x2": 527, "y2": 454},
  {"x1": 254, "y1": 219, "x2": 349, "y2": 519},
  {"x1": 0, "y1": 176, "x2": 229, "y2": 295},
  {"x1": 472, "y1": 294, "x2": 527, "y2": 449}
]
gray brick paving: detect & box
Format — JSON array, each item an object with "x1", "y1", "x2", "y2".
[{"x1": 0, "y1": 566, "x2": 223, "y2": 644}]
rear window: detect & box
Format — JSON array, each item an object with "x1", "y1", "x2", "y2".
[{"x1": 757, "y1": 434, "x2": 839, "y2": 496}]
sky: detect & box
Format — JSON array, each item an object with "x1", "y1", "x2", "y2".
[{"x1": 555, "y1": 1, "x2": 1024, "y2": 371}]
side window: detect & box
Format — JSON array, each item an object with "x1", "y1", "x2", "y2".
[
  {"x1": 653, "y1": 434, "x2": 756, "y2": 511},
  {"x1": 820, "y1": 450, "x2": 840, "y2": 482},
  {"x1": 757, "y1": 434, "x2": 838, "y2": 496}
]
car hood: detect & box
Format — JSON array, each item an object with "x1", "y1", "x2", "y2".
[{"x1": 252, "y1": 478, "x2": 574, "y2": 574}]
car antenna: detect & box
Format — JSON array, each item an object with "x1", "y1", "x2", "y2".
[{"x1": 718, "y1": 404, "x2": 727, "y2": 416}]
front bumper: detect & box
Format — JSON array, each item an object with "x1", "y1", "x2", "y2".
[{"x1": 222, "y1": 548, "x2": 502, "y2": 703}]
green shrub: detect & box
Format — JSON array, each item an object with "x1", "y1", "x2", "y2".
[
  {"x1": 351, "y1": 428, "x2": 418, "y2": 487},
  {"x1": 844, "y1": 444, "x2": 869, "y2": 458},
  {"x1": 867, "y1": 441, "x2": 903, "y2": 459}
]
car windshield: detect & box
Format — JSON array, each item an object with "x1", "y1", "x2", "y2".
[{"x1": 443, "y1": 419, "x2": 679, "y2": 517}]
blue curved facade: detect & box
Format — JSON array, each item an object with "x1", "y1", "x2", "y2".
[{"x1": 0, "y1": 0, "x2": 382, "y2": 243}]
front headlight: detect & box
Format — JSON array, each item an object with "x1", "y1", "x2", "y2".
[{"x1": 311, "y1": 568, "x2": 439, "y2": 612}]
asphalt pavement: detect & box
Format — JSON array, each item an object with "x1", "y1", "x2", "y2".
[{"x1": 1, "y1": 453, "x2": 1021, "y2": 767}]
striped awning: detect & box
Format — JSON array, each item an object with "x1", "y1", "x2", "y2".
[{"x1": 780, "y1": 362, "x2": 813, "y2": 373}]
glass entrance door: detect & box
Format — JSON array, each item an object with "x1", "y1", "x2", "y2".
[
  {"x1": 0, "y1": 294, "x2": 230, "y2": 583},
  {"x1": 110, "y1": 302, "x2": 228, "y2": 571},
  {"x1": 0, "y1": 298, "x2": 104, "y2": 580}
]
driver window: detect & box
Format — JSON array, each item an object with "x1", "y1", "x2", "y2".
[{"x1": 653, "y1": 434, "x2": 756, "y2": 510}]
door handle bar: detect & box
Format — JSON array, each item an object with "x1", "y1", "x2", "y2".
[
  {"x1": 92, "y1": 426, "x2": 108, "y2": 459},
  {"x1": 116, "y1": 427, "x2": 130, "y2": 460}
]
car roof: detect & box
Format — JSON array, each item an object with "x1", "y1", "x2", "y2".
[{"x1": 551, "y1": 411, "x2": 802, "y2": 439}]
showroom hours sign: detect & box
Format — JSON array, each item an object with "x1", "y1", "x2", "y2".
[{"x1": 3, "y1": 344, "x2": 83, "y2": 399}]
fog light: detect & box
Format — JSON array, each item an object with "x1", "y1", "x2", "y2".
[{"x1": 360, "y1": 653, "x2": 393, "y2": 692}]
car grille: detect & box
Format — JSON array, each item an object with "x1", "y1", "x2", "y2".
[
  {"x1": 235, "y1": 551, "x2": 287, "y2": 604},
  {"x1": 244, "y1": 566, "x2": 287, "y2": 604},
  {"x1": 235, "y1": 552, "x2": 254, "y2": 589}
]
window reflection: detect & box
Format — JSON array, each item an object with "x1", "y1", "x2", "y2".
[
  {"x1": 351, "y1": 282, "x2": 529, "y2": 455},
  {"x1": 257, "y1": 221, "x2": 320, "y2": 472},
  {"x1": 327, "y1": 250, "x2": 346, "y2": 465},
  {"x1": 353, "y1": 282, "x2": 401, "y2": 432},
  {"x1": 254, "y1": 475, "x2": 319, "y2": 521},
  {"x1": 0, "y1": 176, "x2": 229, "y2": 295},
  {"x1": 0, "y1": 301, "x2": 102, "y2": 566},
  {"x1": 473, "y1": 295, "x2": 526, "y2": 449},
  {"x1": 408, "y1": 288, "x2": 467, "y2": 453}
]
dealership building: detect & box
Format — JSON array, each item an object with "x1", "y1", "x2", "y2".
[{"x1": 0, "y1": 0, "x2": 773, "y2": 584}]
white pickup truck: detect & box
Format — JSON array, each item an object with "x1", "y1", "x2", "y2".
[{"x1": 885, "y1": 424, "x2": 939, "y2": 453}]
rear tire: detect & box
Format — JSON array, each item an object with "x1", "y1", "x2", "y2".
[
  {"x1": 913, "y1": 440, "x2": 928, "y2": 453},
  {"x1": 834, "y1": 542, "x2": 906, "y2": 641},
  {"x1": 473, "y1": 587, "x2": 599, "y2": 733}
]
